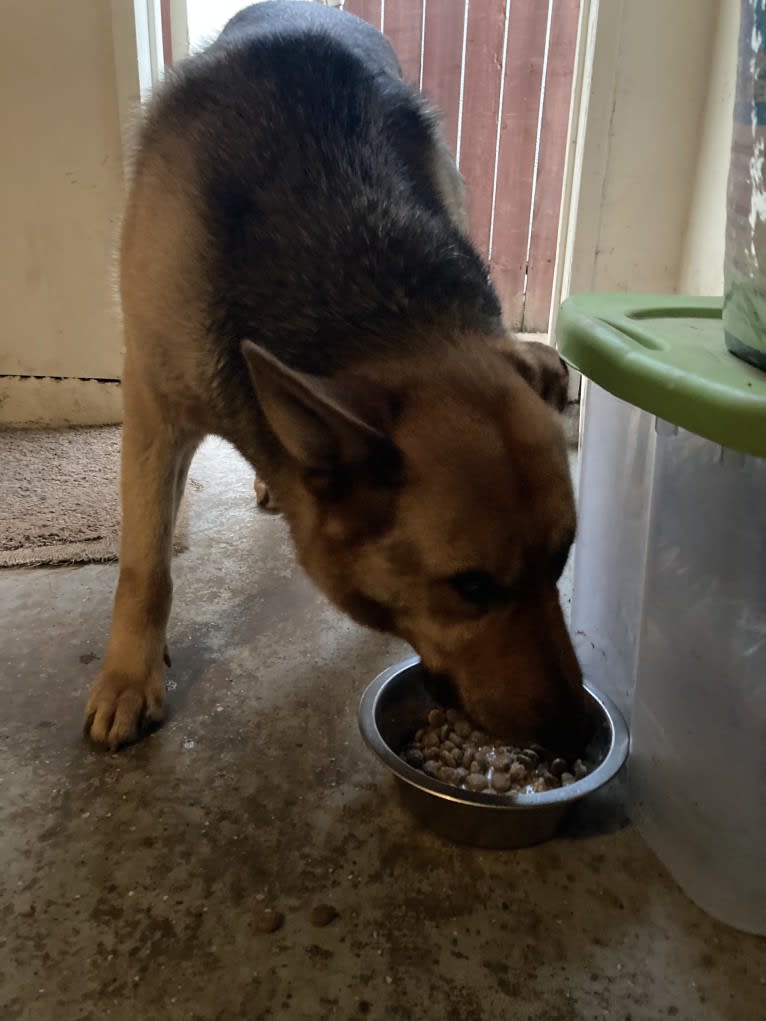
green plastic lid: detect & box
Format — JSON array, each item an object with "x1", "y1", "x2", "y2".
[{"x1": 556, "y1": 294, "x2": 766, "y2": 458}]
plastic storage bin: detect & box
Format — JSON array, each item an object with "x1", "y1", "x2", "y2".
[
  {"x1": 570, "y1": 382, "x2": 656, "y2": 723},
  {"x1": 558, "y1": 294, "x2": 766, "y2": 935}
]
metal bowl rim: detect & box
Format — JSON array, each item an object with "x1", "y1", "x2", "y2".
[{"x1": 358, "y1": 655, "x2": 629, "y2": 810}]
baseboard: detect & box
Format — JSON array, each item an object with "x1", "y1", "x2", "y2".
[{"x1": 0, "y1": 376, "x2": 122, "y2": 427}]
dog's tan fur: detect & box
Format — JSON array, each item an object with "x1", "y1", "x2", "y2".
[{"x1": 85, "y1": 2, "x2": 584, "y2": 753}]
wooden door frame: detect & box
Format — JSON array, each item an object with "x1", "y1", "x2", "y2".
[
  {"x1": 550, "y1": 0, "x2": 621, "y2": 344},
  {"x1": 131, "y1": 0, "x2": 165, "y2": 96},
  {"x1": 551, "y1": 0, "x2": 722, "y2": 338}
]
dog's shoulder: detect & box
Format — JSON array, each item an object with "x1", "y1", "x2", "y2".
[
  {"x1": 139, "y1": 2, "x2": 437, "y2": 194},
  {"x1": 144, "y1": 2, "x2": 402, "y2": 135},
  {"x1": 214, "y1": 1, "x2": 402, "y2": 78}
]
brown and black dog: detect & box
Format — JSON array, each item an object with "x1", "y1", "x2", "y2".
[{"x1": 85, "y1": 1, "x2": 585, "y2": 752}]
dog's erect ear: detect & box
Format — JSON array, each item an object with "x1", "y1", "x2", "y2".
[
  {"x1": 495, "y1": 338, "x2": 570, "y2": 413},
  {"x1": 241, "y1": 341, "x2": 392, "y2": 470}
]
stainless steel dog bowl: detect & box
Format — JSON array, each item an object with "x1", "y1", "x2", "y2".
[{"x1": 359, "y1": 656, "x2": 629, "y2": 849}]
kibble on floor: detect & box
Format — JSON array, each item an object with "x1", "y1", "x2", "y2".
[
  {"x1": 309, "y1": 904, "x2": 339, "y2": 927},
  {"x1": 253, "y1": 908, "x2": 284, "y2": 934}
]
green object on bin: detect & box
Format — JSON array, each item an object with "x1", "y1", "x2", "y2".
[{"x1": 556, "y1": 294, "x2": 766, "y2": 459}]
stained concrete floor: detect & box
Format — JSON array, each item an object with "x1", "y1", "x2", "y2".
[{"x1": 1, "y1": 437, "x2": 763, "y2": 1021}]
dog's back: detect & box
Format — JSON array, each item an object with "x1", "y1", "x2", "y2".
[
  {"x1": 87, "y1": 2, "x2": 583, "y2": 754},
  {"x1": 126, "y1": 1, "x2": 498, "y2": 383}
]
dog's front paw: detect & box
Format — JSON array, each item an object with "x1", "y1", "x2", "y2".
[{"x1": 84, "y1": 668, "x2": 165, "y2": 750}]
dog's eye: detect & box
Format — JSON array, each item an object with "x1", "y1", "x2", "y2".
[{"x1": 448, "y1": 570, "x2": 508, "y2": 613}]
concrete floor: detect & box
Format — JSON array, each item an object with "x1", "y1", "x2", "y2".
[{"x1": 1, "y1": 438, "x2": 763, "y2": 1021}]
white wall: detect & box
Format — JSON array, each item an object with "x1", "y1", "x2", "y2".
[{"x1": 0, "y1": 2, "x2": 136, "y2": 383}]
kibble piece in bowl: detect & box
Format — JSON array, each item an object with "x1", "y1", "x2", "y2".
[{"x1": 401, "y1": 706, "x2": 591, "y2": 794}]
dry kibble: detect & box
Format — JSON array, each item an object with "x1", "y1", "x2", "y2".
[
  {"x1": 309, "y1": 904, "x2": 339, "y2": 927},
  {"x1": 254, "y1": 908, "x2": 284, "y2": 933},
  {"x1": 427, "y1": 708, "x2": 446, "y2": 729},
  {"x1": 491, "y1": 771, "x2": 512, "y2": 793},
  {"x1": 403, "y1": 705, "x2": 590, "y2": 795},
  {"x1": 465, "y1": 772, "x2": 488, "y2": 791}
]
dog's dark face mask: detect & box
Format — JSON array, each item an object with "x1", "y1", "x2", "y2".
[{"x1": 242, "y1": 338, "x2": 587, "y2": 752}]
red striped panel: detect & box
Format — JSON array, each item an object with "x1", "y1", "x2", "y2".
[
  {"x1": 458, "y1": 0, "x2": 507, "y2": 258},
  {"x1": 489, "y1": 1, "x2": 550, "y2": 328},
  {"x1": 382, "y1": 0, "x2": 425, "y2": 87},
  {"x1": 343, "y1": 0, "x2": 382, "y2": 29},
  {"x1": 160, "y1": 0, "x2": 173, "y2": 66},
  {"x1": 421, "y1": 0, "x2": 467, "y2": 157}
]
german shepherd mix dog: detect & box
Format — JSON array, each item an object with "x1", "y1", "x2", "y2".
[{"x1": 85, "y1": 1, "x2": 585, "y2": 753}]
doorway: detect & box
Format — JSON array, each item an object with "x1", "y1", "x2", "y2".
[{"x1": 164, "y1": 0, "x2": 580, "y2": 333}]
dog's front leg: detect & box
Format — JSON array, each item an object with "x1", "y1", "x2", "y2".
[{"x1": 85, "y1": 355, "x2": 199, "y2": 749}]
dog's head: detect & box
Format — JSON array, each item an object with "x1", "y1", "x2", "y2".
[{"x1": 243, "y1": 337, "x2": 585, "y2": 752}]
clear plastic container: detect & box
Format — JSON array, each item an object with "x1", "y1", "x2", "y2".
[
  {"x1": 571, "y1": 382, "x2": 766, "y2": 935},
  {"x1": 627, "y1": 419, "x2": 766, "y2": 935},
  {"x1": 560, "y1": 294, "x2": 766, "y2": 934},
  {"x1": 571, "y1": 382, "x2": 656, "y2": 723}
]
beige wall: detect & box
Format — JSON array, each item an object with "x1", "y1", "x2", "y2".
[
  {"x1": 679, "y1": 0, "x2": 739, "y2": 295},
  {"x1": 557, "y1": 0, "x2": 722, "y2": 306},
  {"x1": 0, "y1": 0, "x2": 740, "y2": 421},
  {"x1": 0, "y1": 1, "x2": 135, "y2": 382}
]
